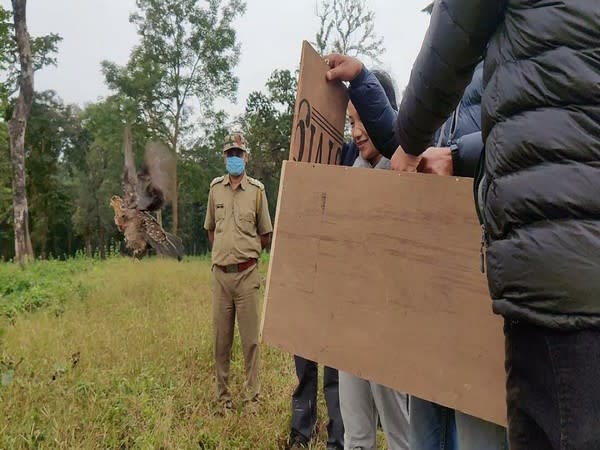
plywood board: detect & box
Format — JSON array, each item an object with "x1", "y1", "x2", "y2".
[
  {"x1": 261, "y1": 161, "x2": 506, "y2": 426},
  {"x1": 288, "y1": 41, "x2": 348, "y2": 164}
]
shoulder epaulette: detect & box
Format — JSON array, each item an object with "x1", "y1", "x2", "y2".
[
  {"x1": 210, "y1": 176, "x2": 225, "y2": 187},
  {"x1": 247, "y1": 177, "x2": 265, "y2": 190}
]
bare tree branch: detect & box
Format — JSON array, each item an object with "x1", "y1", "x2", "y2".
[{"x1": 314, "y1": 0, "x2": 384, "y2": 63}]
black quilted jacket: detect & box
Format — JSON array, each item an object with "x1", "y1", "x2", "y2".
[{"x1": 397, "y1": 0, "x2": 600, "y2": 329}]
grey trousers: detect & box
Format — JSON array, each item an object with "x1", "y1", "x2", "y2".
[{"x1": 339, "y1": 371, "x2": 410, "y2": 450}]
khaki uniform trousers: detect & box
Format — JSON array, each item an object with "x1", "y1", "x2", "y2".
[{"x1": 212, "y1": 264, "x2": 261, "y2": 404}]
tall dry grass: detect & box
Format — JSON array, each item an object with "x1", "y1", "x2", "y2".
[{"x1": 0, "y1": 257, "x2": 341, "y2": 449}]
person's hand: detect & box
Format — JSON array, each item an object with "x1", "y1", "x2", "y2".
[
  {"x1": 418, "y1": 147, "x2": 453, "y2": 176},
  {"x1": 325, "y1": 54, "x2": 364, "y2": 82},
  {"x1": 390, "y1": 145, "x2": 421, "y2": 172}
]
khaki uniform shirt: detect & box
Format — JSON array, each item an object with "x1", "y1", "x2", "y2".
[{"x1": 204, "y1": 174, "x2": 273, "y2": 266}]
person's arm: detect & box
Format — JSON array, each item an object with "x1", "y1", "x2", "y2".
[
  {"x1": 204, "y1": 189, "x2": 215, "y2": 246},
  {"x1": 451, "y1": 131, "x2": 483, "y2": 178},
  {"x1": 418, "y1": 131, "x2": 483, "y2": 178},
  {"x1": 256, "y1": 189, "x2": 273, "y2": 250},
  {"x1": 348, "y1": 68, "x2": 399, "y2": 159},
  {"x1": 260, "y1": 233, "x2": 271, "y2": 250},
  {"x1": 396, "y1": 0, "x2": 506, "y2": 158}
]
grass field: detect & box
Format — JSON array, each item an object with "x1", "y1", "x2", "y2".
[{"x1": 0, "y1": 256, "x2": 339, "y2": 449}]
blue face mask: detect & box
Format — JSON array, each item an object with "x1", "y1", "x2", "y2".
[{"x1": 226, "y1": 156, "x2": 245, "y2": 176}]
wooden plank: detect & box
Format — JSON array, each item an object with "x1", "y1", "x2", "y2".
[
  {"x1": 288, "y1": 41, "x2": 348, "y2": 164},
  {"x1": 261, "y1": 161, "x2": 506, "y2": 426}
]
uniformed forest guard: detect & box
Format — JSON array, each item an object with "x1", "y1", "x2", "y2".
[{"x1": 204, "y1": 130, "x2": 273, "y2": 415}]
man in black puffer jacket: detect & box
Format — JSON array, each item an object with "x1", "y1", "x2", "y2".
[{"x1": 326, "y1": 1, "x2": 600, "y2": 448}]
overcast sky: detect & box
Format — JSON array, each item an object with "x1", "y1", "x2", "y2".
[{"x1": 0, "y1": 0, "x2": 432, "y2": 117}]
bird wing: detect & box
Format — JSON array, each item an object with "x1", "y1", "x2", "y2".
[
  {"x1": 139, "y1": 211, "x2": 184, "y2": 260},
  {"x1": 135, "y1": 141, "x2": 176, "y2": 211}
]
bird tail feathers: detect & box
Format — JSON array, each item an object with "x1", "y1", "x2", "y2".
[{"x1": 148, "y1": 231, "x2": 185, "y2": 261}]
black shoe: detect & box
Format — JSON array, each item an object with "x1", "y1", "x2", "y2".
[{"x1": 287, "y1": 432, "x2": 309, "y2": 449}]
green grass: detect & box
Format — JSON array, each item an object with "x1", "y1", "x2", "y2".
[
  {"x1": 0, "y1": 257, "x2": 337, "y2": 449},
  {"x1": 0, "y1": 257, "x2": 98, "y2": 319}
]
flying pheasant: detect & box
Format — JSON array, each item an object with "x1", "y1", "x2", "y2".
[{"x1": 110, "y1": 127, "x2": 184, "y2": 261}]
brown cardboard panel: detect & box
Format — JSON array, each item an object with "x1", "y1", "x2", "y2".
[
  {"x1": 288, "y1": 41, "x2": 348, "y2": 164},
  {"x1": 262, "y1": 161, "x2": 506, "y2": 426}
]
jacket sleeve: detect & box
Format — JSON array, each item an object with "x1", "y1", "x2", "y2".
[
  {"x1": 397, "y1": 0, "x2": 506, "y2": 156},
  {"x1": 349, "y1": 68, "x2": 399, "y2": 159},
  {"x1": 451, "y1": 131, "x2": 483, "y2": 178},
  {"x1": 340, "y1": 141, "x2": 359, "y2": 167}
]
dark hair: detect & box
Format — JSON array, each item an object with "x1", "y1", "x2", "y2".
[{"x1": 372, "y1": 70, "x2": 398, "y2": 111}]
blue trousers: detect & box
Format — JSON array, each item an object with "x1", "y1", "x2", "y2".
[{"x1": 410, "y1": 397, "x2": 507, "y2": 450}]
